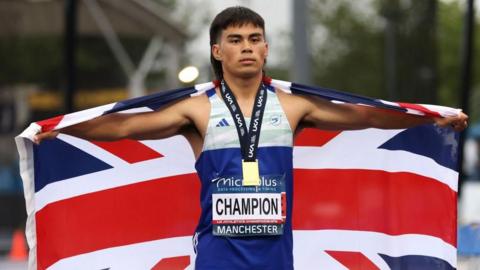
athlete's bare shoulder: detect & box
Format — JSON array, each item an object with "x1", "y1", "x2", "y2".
[
  {"x1": 275, "y1": 88, "x2": 311, "y2": 132},
  {"x1": 175, "y1": 91, "x2": 211, "y2": 137},
  {"x1": 185, "y1": 91, "x2": 210, "y2": 114},
  {"x1": 174, "y1": 91, "x2": 211, "y2": 158}
]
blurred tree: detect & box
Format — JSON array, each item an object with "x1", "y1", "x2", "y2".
[
  {"x1": 307, "y1": 0, "x2": 478, "y2": 106},
  {"x1": 437, "y1": 0, "x2": 480, "y2": 121},
  {"x1": 309, "y1": 0, "x2": 386, "y2": 99},
  {"x1": 380, "y1": 0, "x2": 438, "y2": 104}
]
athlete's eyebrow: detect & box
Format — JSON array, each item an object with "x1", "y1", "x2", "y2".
[
  {"x1": 226, "y1": 32, "x2": 264, "y2": 39},
  {"x1": 249, "y1": 33, "x2": 263, "y2": 39},
  {"x1": 226, "y1": 34, "x2": 243, "y2": 39}
]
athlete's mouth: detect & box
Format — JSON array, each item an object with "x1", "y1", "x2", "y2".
[{"x1": 239, "y1": 58, "x2": 256, "y2": 64}]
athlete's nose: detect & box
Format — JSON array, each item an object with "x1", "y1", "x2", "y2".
[{"x1": 241, "y1": 40, "x2": 253, "y2": 53}]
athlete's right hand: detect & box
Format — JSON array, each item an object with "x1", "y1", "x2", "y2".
[{"x1": 33, "y1": 130, "x2": 60, "y2": 145}]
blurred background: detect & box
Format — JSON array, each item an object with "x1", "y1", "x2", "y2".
[{"x1": 0, "y1": 0, "x2": 479, "y2": 268}]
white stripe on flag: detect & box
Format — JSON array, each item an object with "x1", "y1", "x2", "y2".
[
  {"x1": 55, "y1": 103, "x2": 116, "y2": 130},
  {"x1": 191, "y1": 82, "x2": 216, "y2": 96},
  {"x1": 270, "y1": 79, "x2": 293, "y2": 94},
  {"x1": 59, "y1": 134, "x2": 130, "y2": 167},
  {"x1": 14, "y1": 136, "x2": 37, "y2": 270},
  {"x1": 421, "y1": 104, "x2": 461, "y2": 117}
]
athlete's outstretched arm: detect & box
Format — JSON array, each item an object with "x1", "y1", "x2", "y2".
[
  {"x1": 33, "y1": 97, "x2": 199, "y2": 144},
  {"x1": 281, "y1": 93, "x2": 468, "y2": 132},
  {"x1": 306, "y1": 96, "x2": 468, "y2": 131}
]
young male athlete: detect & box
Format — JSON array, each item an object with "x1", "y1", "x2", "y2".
[{"x1": 35, "y1": 6, "x2": 467, "y2": 269}]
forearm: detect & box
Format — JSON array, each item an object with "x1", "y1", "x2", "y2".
[
  {"x1": 365, "y1": 107, "x2": 435, "y2": 129},
  {"x1": 60, "y1": 113, "x2": 131, "y2": 141},
  {"x1": 296, "y1": 94, "x2": 467, "y2": 132},
  {"x1": 363, "y1": 106, "x2": 468, "y2": 131},
  {"x1": 35, "y1": 108, "x2": 191, "y2": 144},
  {"x1": 305, "y1": 102, "x2": 458, "y2": 131}
]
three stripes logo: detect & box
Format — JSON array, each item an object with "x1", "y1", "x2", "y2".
[{"x1": 216, "y1": 118, "x2": 230, "y2": 127}]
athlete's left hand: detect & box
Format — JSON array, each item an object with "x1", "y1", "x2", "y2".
[{"x1": 434, "y1": 112, "x2": 468, "y2": 132}]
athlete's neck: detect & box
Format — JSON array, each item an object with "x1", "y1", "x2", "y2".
[{"x1": 223, "y1": 73, "x2": 262, "y2": 102}]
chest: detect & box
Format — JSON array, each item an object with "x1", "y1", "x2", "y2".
[{"x1": 203, "y1": 90, "x2": 292, "y2": 151}]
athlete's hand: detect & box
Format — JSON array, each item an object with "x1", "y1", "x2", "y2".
[
  {"x1": 33, "y1": 130, "x2": 60, "y2": 145},
  {"x1": 434, "y1": 112, "x2": 468, "y2": 132}
]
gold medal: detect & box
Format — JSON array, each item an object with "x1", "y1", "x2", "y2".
[{"x1": 242, "y1": 160, "x2": 261, "y2": 186}]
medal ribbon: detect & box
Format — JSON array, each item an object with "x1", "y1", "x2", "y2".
[{"x1": 220, "y1": 80, "x2": 267, "y2": 185}]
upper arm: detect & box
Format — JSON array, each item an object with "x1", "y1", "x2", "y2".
[
  {"x1": 278, "y1": 90, "x2": 450, "y2": 132},
  {"x1": 64, "y1": 95, "x2": 209, "y2": 141},
  {"x1": 277, "y1": 90, "x2": 374, "y2": 132},
  {"x1": 297, "y1": 94, "x2": 434, "y2": 131},
  {"x1": 301, "y1": 96, "x2": 372, "y2": 130},
  {"x1": 123, "y1": 99, "x2": 192, "y2": 140},
  {"x1": 123, "y1": 95, "x2": 208, "y2": 140}
]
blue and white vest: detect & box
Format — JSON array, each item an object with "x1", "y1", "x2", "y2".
[{"x1": 194, "y1": 85, "x2": 294, "y2": 269}]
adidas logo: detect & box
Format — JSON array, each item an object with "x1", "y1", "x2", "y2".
[{"x1": 216, "y1": 118, "x2": 230, "y2": 127}]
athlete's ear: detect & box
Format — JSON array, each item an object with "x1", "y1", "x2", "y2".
[
  {"x1": 264, "y1": 42, "x2": 269, "y2": 59},
  {"x1": 212, "y1": 44, "x2": 222, "y2": 61}
]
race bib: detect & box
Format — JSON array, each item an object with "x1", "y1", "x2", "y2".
[{"x1": 211, "y1": 175, "x2": 286, "y2": 237}]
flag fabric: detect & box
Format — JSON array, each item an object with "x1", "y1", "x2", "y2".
[{"x1": 16, "y1": 79, "x2": 460, "y2": 270}]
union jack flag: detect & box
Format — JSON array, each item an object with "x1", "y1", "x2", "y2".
[{"x1": 16, "y1": 79, "x2": 460, "y2": 270}]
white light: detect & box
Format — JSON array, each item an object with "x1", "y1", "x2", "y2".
[{"x1": 178, "y1": 66, "x2": 199, "y2": 83}]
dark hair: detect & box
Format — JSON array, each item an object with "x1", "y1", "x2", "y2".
[{"x1": 209, "y1": 6, "x2": 265, "y2": 80}]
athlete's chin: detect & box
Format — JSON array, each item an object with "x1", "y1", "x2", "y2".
[{"x1": 234, "y1": 68, "x2": 263, "y2": 79}]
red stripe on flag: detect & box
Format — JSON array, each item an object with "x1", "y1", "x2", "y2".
[
  {"x1": 398, "y1": 102, "x2": 441, "y2": 117},
  {"x1": 151, "y1": 256, "x2": 190, "y2": 270},
  {"x1": 292, "y1": 169, "x2": 457, "y2": 246},
  {"x1": 294, "y1": 128, "x2": 341, "y2": 147},
  {"x1": 91, "y1": 139, "x2": 163, "y2": 163},
  {"x1": 37, "y1": 115, "x2": 65, "y2": 132},
  {"x1": 326, "y1": 251, "x2": 380, "y2": 270},
  {"x1": 35, "y1": 174, "x2": 200, "y2": 270},
  {"x1": 262, "y1": 76, "x2": 272, "y2": 85}
]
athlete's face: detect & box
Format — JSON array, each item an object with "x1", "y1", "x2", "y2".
[{"x1": 212, "y1": 24, "x2": 269, "y2": 79}]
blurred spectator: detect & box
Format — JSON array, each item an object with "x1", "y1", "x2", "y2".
[
  {"x1": 458, "y1": 223, "x2": 480, "y2": 269},
  {"x1": 458, "y1": 224, "x2": 480, "y2": 256}
]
